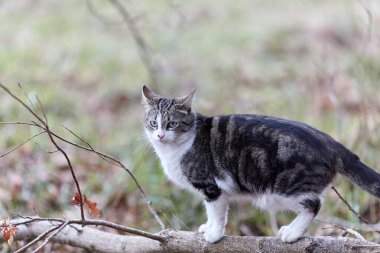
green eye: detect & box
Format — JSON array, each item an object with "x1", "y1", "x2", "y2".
[
  {"x1": 167, "y1": 121, "x2": 178, "y2": 129},
  {"x1": 149, "y1": 120, "x2": 158, "y2": 128}
]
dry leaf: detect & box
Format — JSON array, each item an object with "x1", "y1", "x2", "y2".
[
  {"x1": 0, "y1": 219, "x2": 18, "y2": 245},
  {"x1": 84, "y1": 194, "x2": 102, "y2": 218},
  {"x1": 71, "y1": 192, "x2": 102, "y2": 217},
  {"x1": 3, "y1": 229, "x2": 10, "y2": 241},
  {"x1": 71, "y1": 192, "x2": 82, "y2": 206},
  {"x1": 8, "y1": 226, "x2": 17, "y2": 245}
]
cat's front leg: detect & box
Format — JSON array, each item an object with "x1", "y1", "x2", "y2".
[
  {"x1": 200, "y1": 194, "x2": 229, "y2": 243},
  {"x1": 198, "y1": 220, "x2": 212, "y2": 233},
  {"x1": 198, "y1": 200, "x2": 214, "y2": 233}
]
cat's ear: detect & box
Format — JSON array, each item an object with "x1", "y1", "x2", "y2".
[
  {"x1": 176, "y1": 89, "x2": 196, "y2": 108},
  {"x1": 142, "y1": 85, "x2": 159, "y2": 106}
]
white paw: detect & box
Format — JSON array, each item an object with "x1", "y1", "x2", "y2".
[
  {"x1": 198, "y1": 223, "x2": 209, "y2": 233},
  {"x1": 204, "y1": 226, "x2": 224, "y2": 243},
  {"x1": 278, "y1": 225, "x2": 304, "y2": 243},
  {"x1": 278, "y1": 225, "x2": 288, "y2": 235}
]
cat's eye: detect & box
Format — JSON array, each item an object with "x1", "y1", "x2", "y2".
[
  {"x1": 149, "y1": 120, "x2": 158, "y2": 128},
  {"x1": 167, "y1": 121, "x2": 178, "y2": 129}
]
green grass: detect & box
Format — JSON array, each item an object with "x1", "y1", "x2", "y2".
[{"x1": 1, "y1": 0, "x2": 380, "y2": 250}]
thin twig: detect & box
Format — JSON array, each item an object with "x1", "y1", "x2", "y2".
[
  {"x1": 0, "y1": 84, "x2": 86, "y2": 222},
  {"x1": 0, "y1": 130, "x2": 46, "y2": 157},
  {"x1": 316, "y1": 218, "x2": 367, "y2": 241},
  {"x1": 108, "y1": 0, "x2": 159, "y2": 88},
  {"x1": 12, "y1": 217, "x2": 65, "y2": 226},
  {"x1": 31, "y1": 221, "x2": 70, "y2": 253},
  {"x1": 35, "y1": 95, "x2": 48, "y2": 123},
  {"x1": 18, "y1": 83, "x2": 39, "y2": 117},
  {"x1": 357, "y1": 0, "x2": 373, "y2": 51},
  {"x1": 0, "y1": 84, "x2": 45, "y2": 125},
  {"x1": 61, "y1": 125, "x2": 121, "y2": 167},
  {"x1": 61, "y1": 125, "x2": 165, "y2": 230},
  {"x1": 33, "y1": 93, "x2": 86, "y2": 221},
  {"x1": 331, "y1": 186, "x2": 370, "y2": 224},
  {"x1": 0, "y1": 121, "x2": 40, "y2": 127},
  {"x1": 86, "y1": 0, "x2": 124, "y2": 26},
  {"x1": 72, "y1": 219, "x2": 166, "y2": 241},
  {"x1": 12, "y1": 217, "x2": 166, "y2": 242},
  {"x1": 4, "y1": 118, "x2": 164, "y2": 228},
  {"x1": 331, "y1": 186, "x2": 380, "y2": 234},
  {"x1": 13, "y1": 223, "x2": 61, "y2": 253},
  {"x1": 45, "y1": 124, "x2": 85, "y2": 222},
  {"x1": 0, "y1": 83, "x2": 164, "y2": 229},
  {"x1": 319, "y1": 215, "x2": 380, "y2": 232},
  {"x1": 33, "y1": 142, "x2": 59, "y2": 154},
  {"x1": 343, "y1": 228, "x2": 367, "y2": 242}
]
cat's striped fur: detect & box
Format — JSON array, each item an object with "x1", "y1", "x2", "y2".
[{"x1": 142, "y1": 85, "x2": 380, "y2": 243}]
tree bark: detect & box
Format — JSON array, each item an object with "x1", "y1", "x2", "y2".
[{"x1": 10, "y1": 219, "x2": 380, "y2": 253}]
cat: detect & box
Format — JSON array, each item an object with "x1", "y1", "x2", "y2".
[{"x1": 142, "y1": 85, "x2": 380, "y2": 243}]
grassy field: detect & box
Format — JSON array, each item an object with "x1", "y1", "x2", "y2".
[{"x1": 1, "y1": 0, "x2": 380, "y2": 250}]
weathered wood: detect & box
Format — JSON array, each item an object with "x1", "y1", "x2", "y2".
[{"x1": 8, "y1": 218, "x2": 380, "y2": 253}]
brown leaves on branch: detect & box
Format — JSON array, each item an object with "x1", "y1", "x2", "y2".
[
  {"x1": 0, "y1": 83, "x2": 164, "y2": 229},
  {"x1": 84, "y1": 195, "x2": 102, "y2": 218},
  {"x1": 71, "y1": 192, "x2": 82, "y2": 206},
  {"x1": 0, "y1": 219, "x2": 18, "y2": 244},
  {"x1": 0, "y1": 83, "x2": 166, "y2": 252},
  {"x1": 71, "y1": 193, "x2": 102, "y2": 218}
]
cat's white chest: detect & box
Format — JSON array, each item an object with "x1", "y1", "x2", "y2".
[
  {"x1": 150, "y1": 135, "x2": 197, "y2": 192},
  {"x1": 158, "y1": 151, "x2": 196, "y2": 192}
]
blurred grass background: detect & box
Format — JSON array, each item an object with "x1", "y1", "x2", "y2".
[{"x1": 1, "y1": 0, "x2": 380, "y2": 250}]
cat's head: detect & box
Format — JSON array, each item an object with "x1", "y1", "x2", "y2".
[{"x1": 142, "y1": 85, "x2": 196, "y2": 145}]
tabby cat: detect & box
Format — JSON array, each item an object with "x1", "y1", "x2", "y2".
[{"x1": 142, "y1": 85, "x2": 380, "y2": 243}]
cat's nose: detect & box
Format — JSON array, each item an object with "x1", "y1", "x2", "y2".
[{"x1": 157, "y1": 133, "x2": 165, "y2": 140}]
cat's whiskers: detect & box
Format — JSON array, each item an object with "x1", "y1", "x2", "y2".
[
  {"x1": 134, "y1": 135, "x2": 150, "y2": 144},
  {"x1": 132, "y1": 135, "x2": 155, "y2": 158}
]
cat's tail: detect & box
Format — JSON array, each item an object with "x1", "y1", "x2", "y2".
[{"x1": 337, "y1": 153, "x2": 380, "y2": 198}]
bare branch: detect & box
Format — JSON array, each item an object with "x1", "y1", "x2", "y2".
[
  {"x1": 0, "y1": 121, "x2": 40, "y2": 127},
  {"x1": 0, "y1": 130, "x2": 46, "y2": 158},
  {"x1": 0, "y1": 84, "x2": 46, "y2": 125},
  {"x1": 12, "y1": 217, "x2": 65, "y2": 226},
  {"x1": 316, "y1": 218, "x2": 367, "y2": 241},
  {"x1": 86, "y1": 0, "x2": 124, "y2": 26},
  {"x1": 343, "y1": 228, "x2": 366, "y2": 242},
  {"x1": 357, "y1": 0, "x2": 373, "y2": 50},
  {"x1": 11, "y1": 217, "x2": 165, "y2": 242},
  {"x1": 319, "y1": 216, "x2": 380, "y2": 233},
  {"x1": 9, "y1": 218, "x2": 380, "y2": 253},
  {"x1": 0, "y1": 84, "x2": 86, "y2": 222},
  {"x1": 35, "y1": 95, "x2": 48, "y2": 124},
  {"x1": 72, "y1": 219, "x2": 166, "y2": 242},
  {"x1": 331, "y1": 186, "x2": 370, "y2": 225},
  {"x1": 0, "y1": 83, "x2": 164, "y2": 228},
  {"x1": 30, "y1": 220, "x2": 70, "y2": 253},
  {"x1": 13, "y1": 223, "x2": 61, "y2": 253},
  {"x1": 45, "y1": 124, "x2": 85, "y2": 222},
  {"x1": 87, "y1": 0, "x2": 159, "y2": 86},
  {"x1": 108, "y1": 0, "x2": 159, "y2": 88},
  {"x1": 0, "y1": 104, "x2": 164, "y2": 228},
  {"x1": 331, "y1": 186, "x2": 380, "y2": 236},
  {"x1": 61, "y1": 124, "x2": 121, "y2": 167},
  {"x1": 61, "y1": 124, "x2": 165, "y2": 230}
]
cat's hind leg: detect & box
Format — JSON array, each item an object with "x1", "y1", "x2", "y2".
[{"x1": 278, "y1": 196, "x2": 321, "y2": 243}]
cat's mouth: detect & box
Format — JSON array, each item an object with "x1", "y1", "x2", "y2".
[{"x1": 156, "y1": 138, "x2": 170, "y2": 144}]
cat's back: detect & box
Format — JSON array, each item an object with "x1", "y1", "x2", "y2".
[
  {"x1": 209, "y1": 113, "x2": 328, "y2": 140},
  {"x1": 203, "y1": 113, "x2": 344, "y2": 194},
  {"x1": 207, "y1": 113, "x2": 341, "y2": 161}
]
